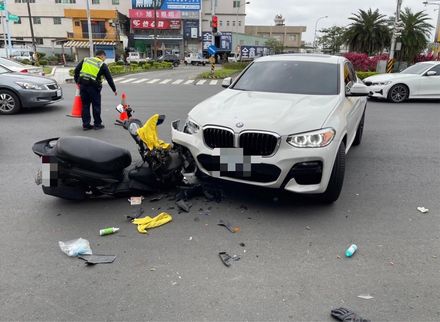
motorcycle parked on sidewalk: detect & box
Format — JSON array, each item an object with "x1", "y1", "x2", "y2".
[{"x1": 32, "y1": 107, "x2": 191, "y2": 200}]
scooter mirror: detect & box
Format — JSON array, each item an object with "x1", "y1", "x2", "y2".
[{"x1": 157, "y1": 115, "x2": 166, "y2": 126}]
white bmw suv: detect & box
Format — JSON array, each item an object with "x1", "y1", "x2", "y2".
[{"x1": 172, "y1": 54, "x2": 369, "y2": 202}]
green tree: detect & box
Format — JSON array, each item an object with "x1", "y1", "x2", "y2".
[
  {"x1": 265, "y1": 38, "x2": 284, "y2": 54},
  {"x1": 398, "y1": 8, "x2": 433, "y2": 63},
  {"x1": 345, "y1": 8, "x2": 391, "y2": 55},
  {"x1": 317, "y1": 26, "x2": 347, "y2": 54}
]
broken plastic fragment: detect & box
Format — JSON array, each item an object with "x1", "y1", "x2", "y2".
[
  {"x1": 417, "y1": 207, "x2": 429, "y2": 214},
  {"x1": 218, "y1": 252, "x2": 241, "y2": 267},
  {"x1": 357, "y1": 294, "x2": 374, "y2": 300},
  {"x1": 129, "y1": 196, "x2": 143, "y2": 205},
  {"x1": 78, "y1": 254, "x2": 116, "y2": 265},
  {"x1": 218, "y1": 220, "x2": 240, "y2": 233},
  {"x1": 176, "y1": 199, "x2": 192, "y2": 212}
]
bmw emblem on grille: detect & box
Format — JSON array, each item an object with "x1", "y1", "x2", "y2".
[{"x1": 236, "y1": 122, "x2": 244, "y2": 128}]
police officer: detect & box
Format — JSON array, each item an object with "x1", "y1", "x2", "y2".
[{"x1": 74, "y1": 50, "x2": 117, "y2": 130}]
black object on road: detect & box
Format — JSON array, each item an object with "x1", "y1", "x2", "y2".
[
  {"x1": 79, "y1": 254, "x2": 117, "y2": 265},
  {"x1": 218, "y1": 219, "x2": 240, "y2": 233},
  {"x1": 331, "y1": 307, "x2": 370, "y2": 322},
  {"x1": 218, "y1": 252, "x2": 240, "y2": 267},
  {"x1": 127, "y1": 207, "x2": 144, "y2": 221},
  {"x1": 176, "y1": 199, "x2": 192, "y2": 213}
]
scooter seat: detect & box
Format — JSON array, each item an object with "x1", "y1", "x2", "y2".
[{"x1": 55, "y1": 136, "x2": 132, "y2": 174}]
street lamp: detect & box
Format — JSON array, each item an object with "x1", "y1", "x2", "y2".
[
  {"x1": 423, "y1": 1, "x2": 440, "y2": 46},
  {"x1": 235, "y1": 1, "x2": 250, "y2": 32},
  {"x1": 86, "y1": 0, "x2": 93, "y2": 57},
  {"x1": 313, "y1": 15, "x2": 328, "y2": 52}
]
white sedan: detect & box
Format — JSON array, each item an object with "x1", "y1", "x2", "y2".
[
  {"x1": 172, "y1": 54, "x2": 369, "y2": 203},
  {"x1": 364, "y1": 61, "x2": 440, "y2": 103},
  {"x1": 0, "y1": 57, "x2": 43, "y2": 76}
]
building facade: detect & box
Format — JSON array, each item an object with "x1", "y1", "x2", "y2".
[
  {"x1": 0, "y1": 0, "x2": 130, "y2": 49},
  {"x1": 245, "y1": 15, "x2": 306, "y2": 52},
  {"x1": 201, "y1": 0, "x2": 247, "y2": 34}
]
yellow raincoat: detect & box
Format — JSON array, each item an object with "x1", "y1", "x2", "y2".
[{"x1": 137, "y1": 114, "x2": 171, "y2": 151}]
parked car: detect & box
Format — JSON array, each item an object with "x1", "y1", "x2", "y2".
[
  {"x1": 0, "y1": 65, "x2": 62, "y2": 115},
  {"x1": 364, "y1": 61, "x2": 440, "y2": 103},
  {"x1": 172, "y1": 54, "x2": 369, "y2": 203},
  {"x1": 0, "y1": 57, "x2": 43, "y2": 76},
  {"x1": 126, "y1": 51, "x2": 150, "y2": 64},
  {"x1": 158, "y1": 54, "x2": 180, "y2": 67}
]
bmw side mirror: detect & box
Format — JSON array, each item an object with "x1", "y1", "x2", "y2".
[
  {"x1": 347, "y1": 83, "x2": 369, "y2": 97},
  {"x1": 426, "y1": 71, "x2": 437, "y2": 76},
  {"x1": 222, "y1": 77, "x2": 232, "y2": 88}
]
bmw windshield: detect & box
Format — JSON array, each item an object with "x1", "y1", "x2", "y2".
[{"x1": 232, "y1": 60, "x2": 340, "y2": 95}]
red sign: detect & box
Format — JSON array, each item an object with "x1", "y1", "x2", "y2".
[
  {"x1": 129, "y1": 9, "x2": 182, "y2": 19},
  {"x1": 131, "y1": 19, "x2": 181, "y2": 30}
]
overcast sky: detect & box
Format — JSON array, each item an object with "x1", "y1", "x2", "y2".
[{"x1": 246, "y1": 0, "x2": 439, "y2": 43}]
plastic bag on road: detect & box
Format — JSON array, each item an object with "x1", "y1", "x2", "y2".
[{"x1": 59, "y1": 238, "x2": 93, "y2": 257}]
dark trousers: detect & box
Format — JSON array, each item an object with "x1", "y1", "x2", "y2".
[{"x1": 80, "y1": 85, "x2": 102, "y2": 126}]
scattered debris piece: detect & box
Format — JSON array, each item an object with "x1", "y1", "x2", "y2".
[
  {"x1": 218, "y1": 220, "x2": 240, "y2": 233},
  {"x1": 331, "y1": 307, "x2": 370, "y2": 322},
  {"x1": 336, "y1": 255, "x2": 342, "y2": 259},
  {"x1": 389, "y1": 261, "x2": 394, "y2": 266},
  {"x1": 132, "y1": 212, "x2": 173, "y2": 234},
  {"x1": 128, "y1": 196, "x2": 144, "y2": 206},
  {"x1": 194, "y1": 217, "x2": 200, "y2": 222},
  {"x1": 345, "y1": 244, "x2": 358, "y2": 257},
  {"x1": 79, "y1": 254, "x2": 116, "y2": 265},
  {"x1": 149, "y1": 195, "x2": 164, "y2": 202},
  {"x1": 168, "y1": 206, "x2": 175, "y2": 210},
  {"x1": 56, "y1": 213, "x2": 62, "y2": 217},
  {"x1": 171, "y1": 282, "x2": 177, "y2": 286},
  {"x1": 188, "y1": 236, "x2": 193, "y2": 241},
  {"x1": 150, "y1": 267, "x2": 156, "y2": 271},
  {"x1": 218, "y1": 252, "x2": 241, "y2": 267},
  {"x1": 239, "y1": 242, "x2": 246, "y2": 247},
  {"x1": 176, "y1": 199, "x2": 192, "y2": 213},
  {"x1": 417, "y1": 207, "x2": 429, "y2": 214},
  {"x1": 127, "y1": 207, "x2": 144, "y2": 221},
  {"x1": 357, "y1": 294, "x2": 374, "y2": 300},
  {"x1": 355, "y1": 193, "x2": 359, "y2": 196},
  {"x1": 99, "y1": 227, "x2": 119, "y2": 236},
  {"x1": 306, "y1": 226, "x2": 311, "y2": 230},
  {"x1": 59, "y1": 238, "x2": 92, "y2": 257}
]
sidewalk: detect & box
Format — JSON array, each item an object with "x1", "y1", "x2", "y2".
[{"x1": 50, "y1": 66, "x2": 74, "y2": 84}]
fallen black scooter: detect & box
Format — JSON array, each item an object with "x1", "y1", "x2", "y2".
[{"x1": 32, "y1": 107, "x2": 187, "y2": 200}]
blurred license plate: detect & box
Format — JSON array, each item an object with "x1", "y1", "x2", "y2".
[
  {"x1": 56, "y1": 89, "x2": 62, "y2": 97},
  {"x1": 213, "y1": 148, "x2": 252, "y2": 177},
  {"x1": 41, "y1": 156, "x2": 58, "y2": 187}
]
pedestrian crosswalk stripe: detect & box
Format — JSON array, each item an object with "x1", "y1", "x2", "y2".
[
  {"x1": 172, "y1": 79, "x2": 184, "y2": 84},
  {"x1": 160, "y1": 79, "x2": 172, "y2": 84},
  {"x1": 148, "y1": 79, "x2": 160, "y2": 84},
  {"x1": 120, "y1": 78, "x2": 137, "y2": 84},
  {"x1": 209, "y1": 80, "x2": 218, "y2": 85},
  {"x1": 196, "y1": 80, "x2": 207, "y2": 85},
  {"x1": 113, "y1": 77, "x2": 126, "y2": 82},
  {"x1": 184, "y1": 80, "x2": 194, "y2": 85},
  {"x1": 133, "y1": 78, "x2": 149, "y2": 84}
]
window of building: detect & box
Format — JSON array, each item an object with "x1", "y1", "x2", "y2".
[
  {"x1": 15, "y1": 0, "x2": 35, "y2": 3},
  {"x1": 233, "y1": 0, "x2": 240, "y2": 8},
  {"x1": 112, "y1": 0, "x2": 119, "y2": 4},
  {"x1": 15, "y1": 37, "x2": 23, "y2": 40},
  {"x1": 289, "y1": 34, "x2": 297, "y2": 41},
  {"x1": 35, "y1": 37, "x2": 44, "y2": 45},
  {"x1": 92, "y1": 0, "x2": 100, "y2": 4},
  {"x1": 14, "y1": 17, "x2": 21, "y2": 24},
  {"x1": 53, "y1": 17, "x2": 62, "y2": 24},
  {"x1": 219, "y1": 20, "x2": 223, "y2": 27},
  {"x1": 33, "y1": 17, "x2": 41, "y2": 24},
  {"x1": 238, "y1": 21, "x2": 241, "y2": 26},
  {"x1": 226, "y1": 21, "x2": 230, "y2": 26},
  {"x1": 232, "y1": 21, "x2": 235, "y2": 27},
  {"x1": 74, "y1": 21, "x2": 80, "y2": 27},
  {"x1": 55, "y1": 0, "x2": 76, "y2": 3}
]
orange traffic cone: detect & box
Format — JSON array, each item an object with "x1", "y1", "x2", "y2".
[
  {"x1": 67, "y1": 84, "x2": 82, "y2": 118},
  {"x1": 119, "y1": 92, "x2": 128, "y2": 121}
]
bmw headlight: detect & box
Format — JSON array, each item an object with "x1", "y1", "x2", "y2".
[
  {"x1": 16, "y1": 81, "x2": 44, "y2": 90},
  {"x1": 371, "y1": 81, "x2": 392, "y2": 86},
  {"x1": 183, "y1": 118, "x2": 200, "y2": 134},
  {"x1": 287, "y1": 128, "x2": 336, "y2": 148}
]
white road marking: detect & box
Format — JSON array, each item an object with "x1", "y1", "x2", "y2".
[
  {"x1": 184, "y1": 80, "x2": 194, "y2": 85},
  {"x1": 209, "y1": 80, "x2": 218, "y2": 85},
  {"x1": 196, "y1": 80, "x2": 207, "y2": 85},
  {"x1": 120, "y1": 78, "x2": 137, "y2": 84},
  {"x1": 160, "y1": 79, "x2": 172, "y2": 84},
  {"x1": 147, "y1": 79, "x2": 160, "y2": 84},
  {"x1": 133, "y1": 78, "x2": 149, "y2": 84},
  {"x1": 172, "y1": 79, "x2": 184, "y2": 85},
  {"x1": 113, "y1": 77, "x2": 126, "y2": 82}
]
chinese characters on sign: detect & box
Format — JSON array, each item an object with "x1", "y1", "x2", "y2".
[
  {"x1": 131, "y1": 19, "x2": 181, "y2": 30},
  {"x1": 132, "y1": 0, "x2": 201, "y2": 11},
  {"x1": 129, "y1": 9, "x2": 182, "y2": 19}
]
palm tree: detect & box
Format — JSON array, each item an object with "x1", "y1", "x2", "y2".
[
  {"x1": 398, "y1": 8, "x2": 433, "y2": 63},
  {"x1": 345, "y1": 8, "x2": 391, "y2": 55}
]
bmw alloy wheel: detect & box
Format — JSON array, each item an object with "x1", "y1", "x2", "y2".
[{"x1": 389, "y1": 84, "x2": 408, "y2": 103}]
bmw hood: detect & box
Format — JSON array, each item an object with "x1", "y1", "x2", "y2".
[
  {"x1": 364, "y1": 73, "x2": 415, "y2": 83},
  {"x1": 188, "y1": 89, "x2": 340, "y2": 135}
]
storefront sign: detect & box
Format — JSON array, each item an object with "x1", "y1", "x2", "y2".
[
  {"x1": 184, "y1": 20, "x2": 199, "y2": 39},
  {"x1": 129, "y1": 9, "x2": 182, "y2": 19},
  {"x1": 131, "y1": 19, "x2": 181, "y2": 30},
  {"x1": 132, "y1": 0, "x2": 201, "y2": 11}
]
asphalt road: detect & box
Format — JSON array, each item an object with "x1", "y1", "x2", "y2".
[{"x1": 0, "y1": 72, "x2": 439, "y2": 321}]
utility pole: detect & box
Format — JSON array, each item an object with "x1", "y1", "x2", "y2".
[
  {"x1": 86, "y1": 0, "x2": 93, "y2": 57},
  {"x1": 153, "y1": 0, "x2": 158, "y2": 59},
  {"x1": 26, "y1": 0, "x2": 37, "y2": 63},
  {"x1": 387, "y1": 0, "x2": 403, "y2": 73},
  {"x1": 1, "y1": 10, "x2": 7, "y2": 58},
  {"x1": 4, "y1": 0, "x2": 12, "y2": 58},
  {"x1": 211, "y1": 0, "x2": 215, "y2": 46}
]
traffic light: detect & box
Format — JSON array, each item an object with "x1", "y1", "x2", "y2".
[{"x1": 212, "y1": 15, "x2": 218, "y2": 33}]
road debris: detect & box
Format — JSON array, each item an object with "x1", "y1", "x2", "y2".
[
  {"x1": 127, "y1": 207, "x2": 144, "y2": 221},
  {"x1": 218, "y1": 219, "x2": 240, "y2": 233},
  {"x1": 150, "y1": 267, "x2": 156, "y2": 271},
  {"x1": 345, "y1": 244, "x2": 358, "y2": 257},
  {"x1": 131, "y1": 212, "x2": 173, "y2": 234},
  {"x1": 176, "y1": 199, "x2": 192, "y2": 213},
  {"x1": 59, "y1": 238, "x2": 92, "y2": 257},
  {"x1": 417, "y1": 207, "x2": 429, "y2": 214},
  {"x1": 306, "y1": 226, "x2": 311, "y2": 230},
  {"x1": 79, "y1": 254, "x2": 116, "y2": 265},
  {"x1": 194, "y1": 217, "x2": 200, "y2": 222},
  {"x1": 218, "y1": 252, "x2": 241, "y2": 267},
  {"x1": 128, "y1": 196, "x2": 144, "y2": 206},
  {"x1": 99, "y1": 227, "x2": 119, "y2": 236},
  {"x1": 331, "y1": 307, "x2": 370, "y2": 322},
  {"x1": 240, "y1": 242, "x2": 246, "y2": 247},
  {"x1": 357, "y1": 294, "x2": 374, "y2": 300},
  {"x1": 188, "y1": 236, "x2": 193, "y2": 241},
  {"x1": 149, "y1": 194, "x2": 164, "y2": 202}
]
